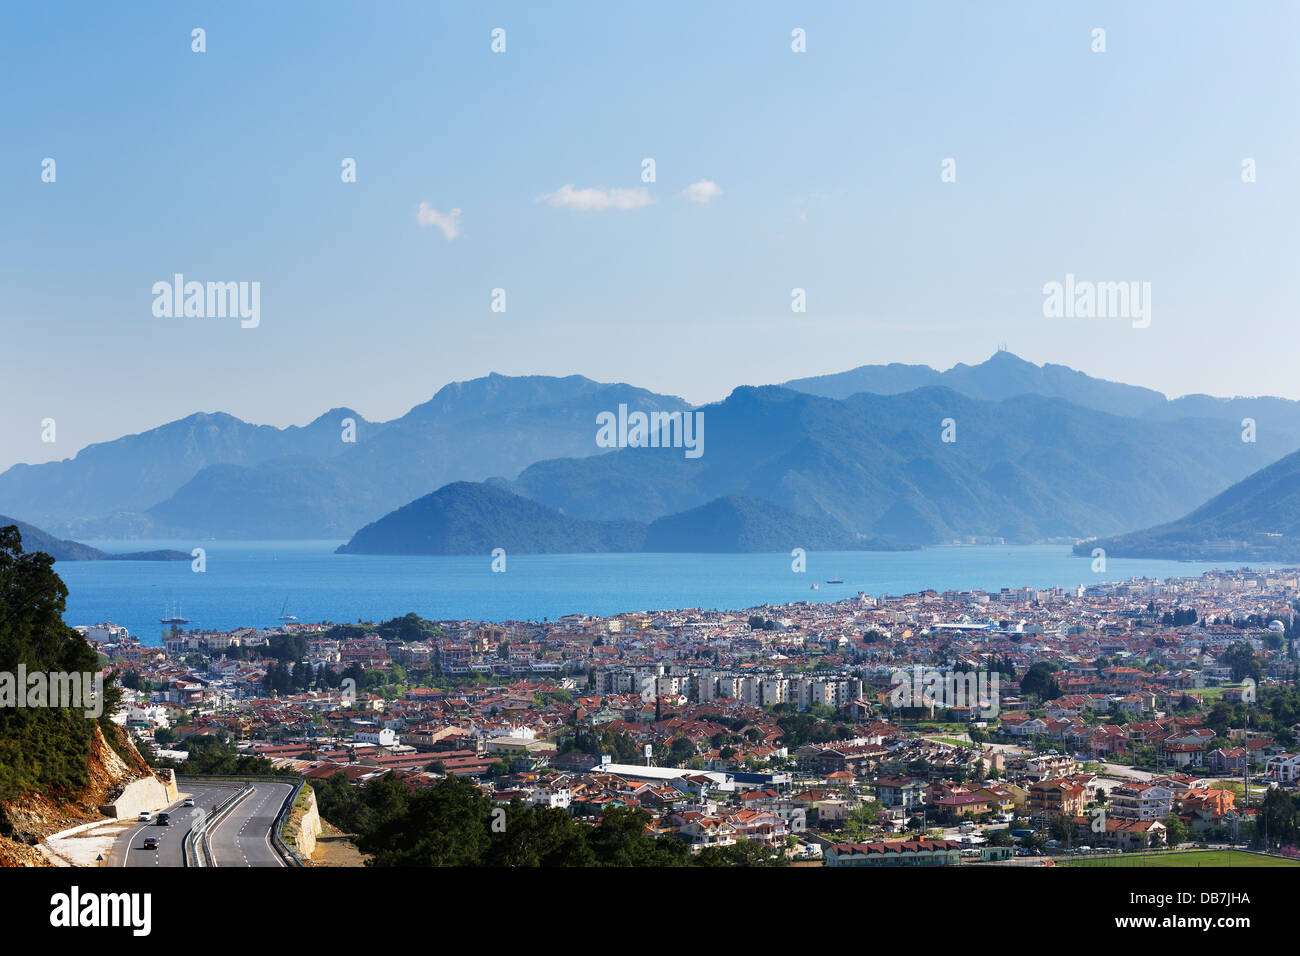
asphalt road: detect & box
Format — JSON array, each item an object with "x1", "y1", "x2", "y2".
[
  {"x1": 206, "y1": 780, "x2": 297, "y2": 868},
  {"x1": 108, "y1": 783, "x2": 242, "y2": 868}
]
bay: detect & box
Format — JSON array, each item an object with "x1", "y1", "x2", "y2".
[{"x1": 53, "y1": 541, "x2": 1281, "y2": 646}]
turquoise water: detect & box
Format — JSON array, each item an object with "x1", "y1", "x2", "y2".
[{"x1": 53, "y1": 541, "x2": 1281, "y2": 645}]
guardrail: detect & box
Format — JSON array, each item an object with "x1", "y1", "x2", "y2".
[
  {"x1": 178, "y1": 774, "x2": 306, "y2": 868},
  {"x1": 182, "y1": 784, "x2": 252, "y2": 867},
  {"x1": 270, "y1": 779, "x2": 306, "y2": 867}
]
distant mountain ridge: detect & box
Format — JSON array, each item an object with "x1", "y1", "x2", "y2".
[
  {"x1": 0, "y1": 515, "x2": 189, "y2": 562},
  {"x1": 781, "y1": 351, "x2": 1169, "y2": 417},
  {"x1": 783, "y1": 351, "x2": 1300, "y2": 446},
  {"x1": 336, "y1": 483, "x2": 899, "y2": 555},
  {"x1": 509, "y1": 383, "x2": 1286, "y2": 545},
  {"x1": 0, "y1": 374, "x2": 689, "y2": 539},
  {"x1": 1076, "y1": 448, "x2": 1300, "y2": 561},
  {"x1": 5, "y1": 353, "x2": 1300, "y2": 548}
]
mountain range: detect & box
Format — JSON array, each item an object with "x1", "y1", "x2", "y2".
[
  {"x1": 336, "y1": 484, "x2": 901, "y2": 555},
  {"x1": 0, "y1": 375, "x2": 687, "y2": 539},
  {"x1": 0, "y1": 515, "x2": 189, "y2": 563},
  {"x1": 508, "y1": 383, "x2": 1281, "y2": 545},
  {"x1": 1077, "y1": 448, "x2": 1300, "y2": 562},
  {"x1": 783, "y1": 350, "x2": 1300, "y2": 447},
  {"x1": 5, "y1": 351, "x2": 1299, "y2": 553}
]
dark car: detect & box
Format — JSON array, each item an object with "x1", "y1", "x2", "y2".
[
  {"x1": 156, "y1": 812, "x2": 170, "y2": 826},
  {"x1": 142, "y1": 837, "x2": 159, "y2": 850}
]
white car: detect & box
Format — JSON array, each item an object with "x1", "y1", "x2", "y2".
[
  {"x1": 182, "y1": 798, "x2": 195, "y2": 807},
  {"x1": 137, "y1": 811, "x2": 152, "y2": 821}
]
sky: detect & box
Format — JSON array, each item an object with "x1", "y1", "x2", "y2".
[{"x1": 1, "y1": 0, "x2": 1298, "y2": 471}]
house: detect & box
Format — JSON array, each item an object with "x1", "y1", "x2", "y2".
[
  {"x1": 1205, "y1": 748, "x2": 1248, "y2": 774},
  {"x1": 1108, "y1": 782, "x2": 1173, "y2": 822},
  {"x1": 873, "y1": 776, "x2": 927, "y2": 811},
  {"x1": 1024, "y1": 754, "x2": 1076, "y2": 780},
  {"x1": 721, "y1": 809, "x2": 787, "y2": 845},
  {"x1": 1181, "y1": 788, "x2": 1236, "y2": 829},
  {"x1": 1028, "y1": 778, "x2": 1086, "y2": 820},
  {"x1": 677, "y1": 816, "x2": 738, "y2": 852},
  {"x1": 972, "y1": 787, "x2": 1017, "y2": 816},
  {"x1": 1264, "y1": 753, "x2": 1300, "y2": 784},
  {"x1": 932, "y1": 792, "x2": 993, "y2": 820},
  {"x1": 1075, "y1": 816, "x2": 1168, "y2": 849},
  {"x1": 1160, "y1": 742, "x2": 1205, "y2": 768}
]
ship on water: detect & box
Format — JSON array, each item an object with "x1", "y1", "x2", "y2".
[
  {"x1": 279, "y1": 597, "x2": 297, "y2": 622},
  {"x1": 159, "y1": 600, "x2": 189, "y2": 625}
]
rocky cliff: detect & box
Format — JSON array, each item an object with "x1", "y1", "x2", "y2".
[{"x1": 0, "y1": 724, "x2": 161, "y2": 867}]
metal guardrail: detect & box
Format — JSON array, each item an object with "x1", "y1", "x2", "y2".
[
  {"x1": 178, "y1": 773, "x2": 306, "y2": 867},
  {"x1": 270, "y1": 779, "x2": 306, "y2": 867},
  {"x1": 182, "y1": 784, "x2": 252, "y2": 867}
]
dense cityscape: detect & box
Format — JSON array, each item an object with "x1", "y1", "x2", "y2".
[{"x1": 80, "y1": 565, "x2": 1300, "y2": 867}]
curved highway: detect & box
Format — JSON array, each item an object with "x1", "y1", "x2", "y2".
[
  {"x1": 108, "y1": 782, "x2": 242, "y2": 867},
  {"x1": 205, "y1": 780, "x2": 297, "y2": 868}
]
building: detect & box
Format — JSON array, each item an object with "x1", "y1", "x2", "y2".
[
  {"x1": 1108, "y1": 782, "x2": 1173, "y2": 822},
  {"x1": 825, "y1": 839, "x2": 962, "y2": 867}
]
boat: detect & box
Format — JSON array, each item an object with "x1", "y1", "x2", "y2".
[
  {"x1": 826, "y1": 579, "x2": 844, "y2": 584},
  {"x1": 279, "y1": 597, "x2": 298, "y2": 622},
  {"x1": 159, "y1": 600, "x2": 189, "y2": 625}
]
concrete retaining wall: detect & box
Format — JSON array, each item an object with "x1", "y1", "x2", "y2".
[
  {"x1": 98, "y1": 772, "x2": 176, "y2": 819},
  {"x1": 293, "y1": 788, "x2": 322, "y2": 860}
]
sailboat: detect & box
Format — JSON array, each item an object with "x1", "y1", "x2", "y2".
[
  {"x1": 279, "y1": 598, "x2": 298, "y2": 622},
  {"x1": 159, "y1": 600, "x2": 189, "y2": 625}
]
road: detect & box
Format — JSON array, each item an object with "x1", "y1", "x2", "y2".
[
  {"x1": 107, "y1": 782, "x2": 242, "y2": 868},
  {"x1": 205, "y1": 780, "x2": 297, "y2": 868}
]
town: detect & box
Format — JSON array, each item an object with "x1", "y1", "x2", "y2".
[{"x1": 81, "y1": 566, "x2": 1300, "y2": 866}]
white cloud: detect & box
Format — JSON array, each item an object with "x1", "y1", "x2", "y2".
[
  {"x1": 537, "y1": 184, "x2": 654, "y2": 211},
  {"x1": 681, "y1": 179, "x2": 722, "y2": 204},
  {"x1": 416, "y1": 202, "x2": 461, "y2": 239}
]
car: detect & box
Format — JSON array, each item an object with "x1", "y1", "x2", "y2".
[
  {"x1": 142, "y1": 837, "x2": 159, "y2": 850},
  {"x1": 137, "y1": 811, "x2": 152, "y2": 822},
  {"x1": 156, "y1": 813, "x2": 170, "y2": 826},
  {"x1": 182, "y1": 798, "x2": 195, "y2": 808}
]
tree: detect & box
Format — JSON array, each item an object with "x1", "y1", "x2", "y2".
[
  {"x1": 0, "y1": 526, "x2": 125, "y2": 803},
  {"x1": 1260, "y1": 787, "x2": 1299, "y2": 850},
  {"x1": 696, "y1": 838, "x2": 787, "y2": 867},
  {"x1": 1222, "y1": 642, "x2": 1263, "y2": 683},
  {"x1": 835, "y1": 801, "x2": 884, "y2": 842},
  {"x1": 357, "y1": 774, "x2": 493, "y2": 866},
  {"x1": 1162, "y1": 813, "x2": 1189, "y2": 846},
  {"x1": 1020, "y1": 662, "x2": 1062, "y2": 701}
]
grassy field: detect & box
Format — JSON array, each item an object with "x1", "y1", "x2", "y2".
[{"x1": 1060, "y1": 850, "x2": 1300, "y2": 868}]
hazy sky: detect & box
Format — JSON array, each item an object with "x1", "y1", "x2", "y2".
[{"x1": 2, "y1": 0, "x2": 1297, "y2": 472}]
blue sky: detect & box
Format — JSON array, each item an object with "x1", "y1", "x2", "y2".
[{"x1": 2, "y1": 0, "x2": 1297, "y2": 471}]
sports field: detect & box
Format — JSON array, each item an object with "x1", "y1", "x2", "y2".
[{"x1": 1060, "y1": 850, "x2": 1300, "y2": 868}]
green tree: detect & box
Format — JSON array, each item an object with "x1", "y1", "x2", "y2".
[{"x1": 0, "y1": 526, "x2": 125, "y2": 805}]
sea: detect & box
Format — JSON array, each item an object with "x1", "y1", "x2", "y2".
[{"x1": 53, "y1": 541, "x2": 1286, "y2": 646}]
